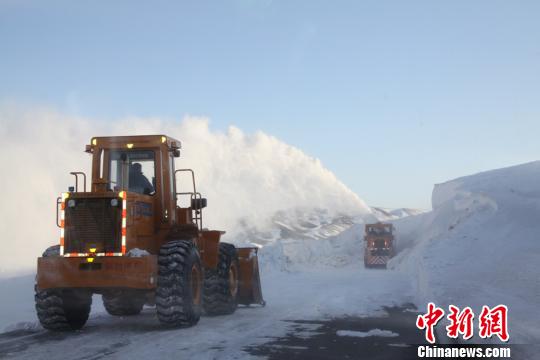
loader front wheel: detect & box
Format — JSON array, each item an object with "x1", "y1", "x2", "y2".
[
  {"x1": 203, "y1": 243, "x2": 239, "y2": 316},
  {"x1": 35, "y1": 245, "x2": 92, "y2": 331},
  {"x1": 42, "y1": 245, "x2": 61, "y2": 257},
  {"x1": 35, "y1": 288, "x2": 92, "y2": 331},
  {"x1": 102, "y1": 291, "x2": 145, "y2": 316},
  {"x1": 156, "y1": 240, "x2": 202, "y2": 327}
]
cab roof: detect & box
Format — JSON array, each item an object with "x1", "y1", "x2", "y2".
[{"x1": 86, "y1": 135, "x2": 181, "y2": 153}]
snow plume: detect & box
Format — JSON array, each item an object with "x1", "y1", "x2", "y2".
[{"x1": 0, "y1": 103, "x2": 371, "y2": 274}]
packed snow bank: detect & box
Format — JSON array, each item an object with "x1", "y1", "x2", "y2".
[
  {"x1": 391, "y1": 161, "x2": 540, "y2": 344},
  {"x1": 257, "y1": 222, "x2": 366, "y2": 271}
]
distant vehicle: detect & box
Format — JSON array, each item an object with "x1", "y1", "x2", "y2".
[
  {"x1": 364, "y1": 223, "x2": 395, "y2": 268},
  {"x1": 35, "y1": 135, "x2": 265, "y2": 331}
]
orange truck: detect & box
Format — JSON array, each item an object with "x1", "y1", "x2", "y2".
[
  {"x1": 364, "y1": 222, "x2": 395, "y2": 268},
  {"x1": 35, "y1": 135, "x2": 264, "y2": 331}
]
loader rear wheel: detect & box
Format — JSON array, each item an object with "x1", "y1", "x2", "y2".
[
  {"x1": 35, "y1": 245, "x2": 92, "y2": 331},
  {"x1": 156, "y1": 240, "x2": 202, "y2": 327},
  {"x1": 203, "y1": 243, "x2": 239, "y2": 316},
  {"x1": 102, "y1": 291, "x2": 145, "y2": 316}
]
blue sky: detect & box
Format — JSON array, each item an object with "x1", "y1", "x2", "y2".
[{"x1": 1, "y1": 0, "x2": 539, "y2": 209}]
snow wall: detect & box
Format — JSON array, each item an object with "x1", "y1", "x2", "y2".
[{"x1": 390, "y1": 161, "x2": 540, "y2": 344}]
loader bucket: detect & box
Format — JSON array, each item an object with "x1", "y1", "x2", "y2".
[{"x1": 237, "y1": 247, "x2": 265, "y2": 306}]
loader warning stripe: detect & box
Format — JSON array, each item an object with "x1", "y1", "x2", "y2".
[
  {"x1": 121, "y1": 196, "x2": 127, "y2": 255},
  {"x1": 64, "y1": 252, "x2": 123, "y2": 257},
  {"x1": 59, "y1": 193, "x2": 67, "y2": 256},
  {"x1": 65, "y1": 252, "x2": 88, "y2": 257}
]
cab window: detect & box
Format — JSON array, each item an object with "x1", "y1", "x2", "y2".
[{"x1": 108, "y1": 150, "x2": 156, "y2": 195}]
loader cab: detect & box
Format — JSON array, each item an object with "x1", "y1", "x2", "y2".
[{"x1": 86, "y1": 135, "x2": 194, "y2": 231}]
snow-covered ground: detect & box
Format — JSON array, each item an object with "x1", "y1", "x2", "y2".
[
  {"x1": 390, "y1": 161, "x2": 540, "y2": 344},
  {"x1": 0, "y1": 265, "x2": 415, "y2": 359}
]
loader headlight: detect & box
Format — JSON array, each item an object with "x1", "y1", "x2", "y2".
[
  {"x1": 111, "y1": 199, "x2": 119, "y2": 207},
  {"x1": 67, "y1": 199, "x2": 76, "y2": 208}
]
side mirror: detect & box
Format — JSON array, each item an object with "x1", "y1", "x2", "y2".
[
  {"x1": 173, "y1": 149, "x2": 180, "y2": 158},
  {"x1": 191, "y1": 198, "x2": 207, "y2": 210}
]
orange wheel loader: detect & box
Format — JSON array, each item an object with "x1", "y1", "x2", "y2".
[{"x1": 35, "y1": 135, "x2": 265, "y2": 331}]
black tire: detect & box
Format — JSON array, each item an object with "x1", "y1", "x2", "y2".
[
  {"x1": 102, "y1": 291, "x2": 145, "y2": 316},
  {"x1": 156, "y1": 240, "x2": 202, "y2": 327},
  {"x1": 42, "y1": 245, "x2": 60, "y2": 257},
  {"x1": 203, "y1": 243, "x2": 239, "y2": 316},
  {"x1": 35, "y1": 288, "x2": 92, "y2": 331},
  {"x1": 35, "y1": 245, "x2": 92, "y2": 331}
]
